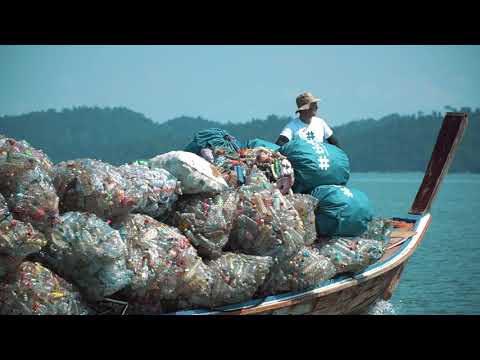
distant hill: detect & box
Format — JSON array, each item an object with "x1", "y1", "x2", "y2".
[{"x1": 0, "y1": 106, "x2": 478, "y2": 172}]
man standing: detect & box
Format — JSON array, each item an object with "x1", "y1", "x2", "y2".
[{"x1": 275, "y1": 92, "x2": 340, "y2": 147}]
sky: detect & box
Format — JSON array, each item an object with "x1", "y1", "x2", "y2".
[{"x1": 0, "y1": 45, "x2": 479, "y2": 127}]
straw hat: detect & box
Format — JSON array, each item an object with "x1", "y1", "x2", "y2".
[{"x1": 295, "y1": 92, "x2": 320, "y2": 113}]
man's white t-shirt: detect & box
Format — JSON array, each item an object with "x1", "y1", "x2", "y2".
[{"x1": 280, "y1": 116, "x2": 333, "y2": 144}]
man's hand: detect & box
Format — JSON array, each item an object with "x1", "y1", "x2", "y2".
[
  {"x1": 327, "y1": 135, "x2": 340, "y2": 148},
  {"x1": 275, "y1": 135, "x2": 289, "y2": 146}
]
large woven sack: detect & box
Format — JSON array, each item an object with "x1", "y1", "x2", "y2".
[
  {"x1": 149, "y1": 151, "x2": 228, "y2": 194},
  {"x1": 310, "y1": 185, "x2": 374, "y2": 237},
  {"x1": 185, "y1": 128, "x2": 241, "y2": 156},
  {"x1": 279, "y1": 138, "x2": 350, "y2": 193}
]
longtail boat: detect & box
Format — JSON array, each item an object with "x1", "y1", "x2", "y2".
[{"x1": 168, "y1": 112, "x2": 468, "y2": 315}]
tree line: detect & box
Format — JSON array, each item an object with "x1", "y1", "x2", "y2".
[{"x1": 0, "y1": 105, "x2": 478, "y2": 172}]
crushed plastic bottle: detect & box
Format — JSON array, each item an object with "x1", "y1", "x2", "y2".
[
  {"x1": 118, "y1": 163, "x2": 181, "y2": 220},
  {"x1": 208, "y1": 252, "x2": 273, "y2": 306},
  {"x1": 54, "y1": 159, "x2": 136, "y2": 221},
  {"x1": 260, "y1": 246, "x2": 337, "y2": 295},
  {"x1": 41, "y1": 211, "x2": 133, "y2": 300},
  {"x1": 0, "y1": 261, "x2": 91, "y2": 315},
  {"x1": 315, "y1": 237, "x2": 385, "y2": 274},
  {"x1": 172, "y1": 190, "x2": 239, "y2": 259}
]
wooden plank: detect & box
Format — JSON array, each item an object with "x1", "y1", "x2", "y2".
[
  {"x1": 382, "y1": 264, "x2": 405, "y2": 300},
  {"x1": 410, "y1": 112, "x2": 468, "y2": 215},
  {"x1": 390, "y1": 230, "x2": 417, "y2": 239}
]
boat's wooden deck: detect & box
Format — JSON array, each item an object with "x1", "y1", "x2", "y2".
[{"x1": 379, "y1": 221, "x2": 417, "y2": 262}]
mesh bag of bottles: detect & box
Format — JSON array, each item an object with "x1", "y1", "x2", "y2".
[
  {"x1": 0, "y1": 136, "x2": 54, "y2": 196},
  {"x1": 149, "y1": 151, "x2": 228, "y2": 194},
  {"x1": 206, "y1": 252, "x2": 273, "y2": 307},
  {"x1": 0, "y1": 217, "x2": 47, "y2": 259},
  {"x1": 114, "y1": 214, "x2": 214, "y2": 311},
  {"x1": 7, "y1": 167, "x2": 59, "y2": 232},
  {"x1": 0, "y1": 192, "x2": 47, "y2": 277},
  {"x1": 314, "y1": 237, "x2": 385, "y2": 274},
  {"x1": 0, "y1": 261, "x2": 91, "y2": 315},
  {"x1": 118, "y1": 163, "x2": 181, "y2": 220},
  {"x1": 54, "y1": 159, "x2": 136, "y2": 221},
  {"x1": 259, "y1": 246, "x2": 337, "y2": 296},
  {"x1": 171, "y1": 190, "x2": 239, "y2": 259},
  {"x1": 286, "y1": 194, "x2": 319, "y2": 246},
  {"x1": 212, "y1": 147, "x2": 294, "y2": 194},
  {"x1": 228, "y1": 172, "x2": 305, "y2": 262},
  {"x1": 361, "y1": 217, "x2": 393, "y2": 242},
  {"x1": 41, "y1": 211, "x2": 133, "y2": 300}
]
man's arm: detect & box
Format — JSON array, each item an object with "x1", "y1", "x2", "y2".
[
  {"x1": 275, "y1": 135, "x2": 290, "y2": 146},
  {"x1": 327, "y1": 135, "x2": 340, "y2": 148}
]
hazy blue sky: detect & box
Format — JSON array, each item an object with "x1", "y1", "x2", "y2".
[{"x1": 1, "y1": 45, "x2": 479, "y2": 126}]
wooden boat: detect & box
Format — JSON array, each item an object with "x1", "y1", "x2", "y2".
[{"x1": 169, "y1": 112, "x2": 468, "y2": 315}]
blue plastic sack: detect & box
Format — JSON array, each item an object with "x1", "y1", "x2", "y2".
[
  {"x1": 310, "y1": 185, "x2": 373, "y2": 237},
  {"x1": 185, "y1": 128, "x2": 241, "y2": 156},
  {"x1": 279, "y1": 138, "x2": 350, "y2": 193},
  {"x1": 244, "y1": 138, "x2": 280, "y2": 152}
]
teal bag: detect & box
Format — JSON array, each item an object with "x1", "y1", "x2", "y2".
[
  {"x1": 310, "y1": 185, "x2": 373, "y2": 237},
  {"x1": 185, "y1": 128, "x2": 241, "y2": 156},
  {"x1": 279, "y1": 138, "x2": 350, "y2": 193},
  {"x1": 244, "y1": 138, "x2": 280, "y2": 152}
]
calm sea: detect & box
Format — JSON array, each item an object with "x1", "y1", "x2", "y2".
[{"x1": 348, "y1": 172, "x2": 480, "y2": 315}]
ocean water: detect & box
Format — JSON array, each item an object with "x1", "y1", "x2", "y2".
[{"x1": 349, "y1": 172, "x2": 480, "y2": 315}]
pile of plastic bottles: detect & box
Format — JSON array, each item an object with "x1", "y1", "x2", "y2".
[
  {"x1": 0, "y1": 133, "x2": 392, "y2": 315},
  {"x1": 211, "y1": 147, "x2": 295, "y2": 194}
]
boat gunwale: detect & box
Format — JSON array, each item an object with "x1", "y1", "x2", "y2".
[{"x1": 169, "y1": 213, "x2": 432, "y2": 315}]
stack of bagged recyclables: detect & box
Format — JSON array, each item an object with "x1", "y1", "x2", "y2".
[
  {"x1": 279, "y1": 137, "x2": 374, "y2": 238},
  {"x1": 0, "y1": 130, "x2": 391, "y2": 315}
]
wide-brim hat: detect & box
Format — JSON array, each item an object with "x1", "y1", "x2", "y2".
[{"x1": 295, "y1": 92, "x2": 320, "y2": 113}]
